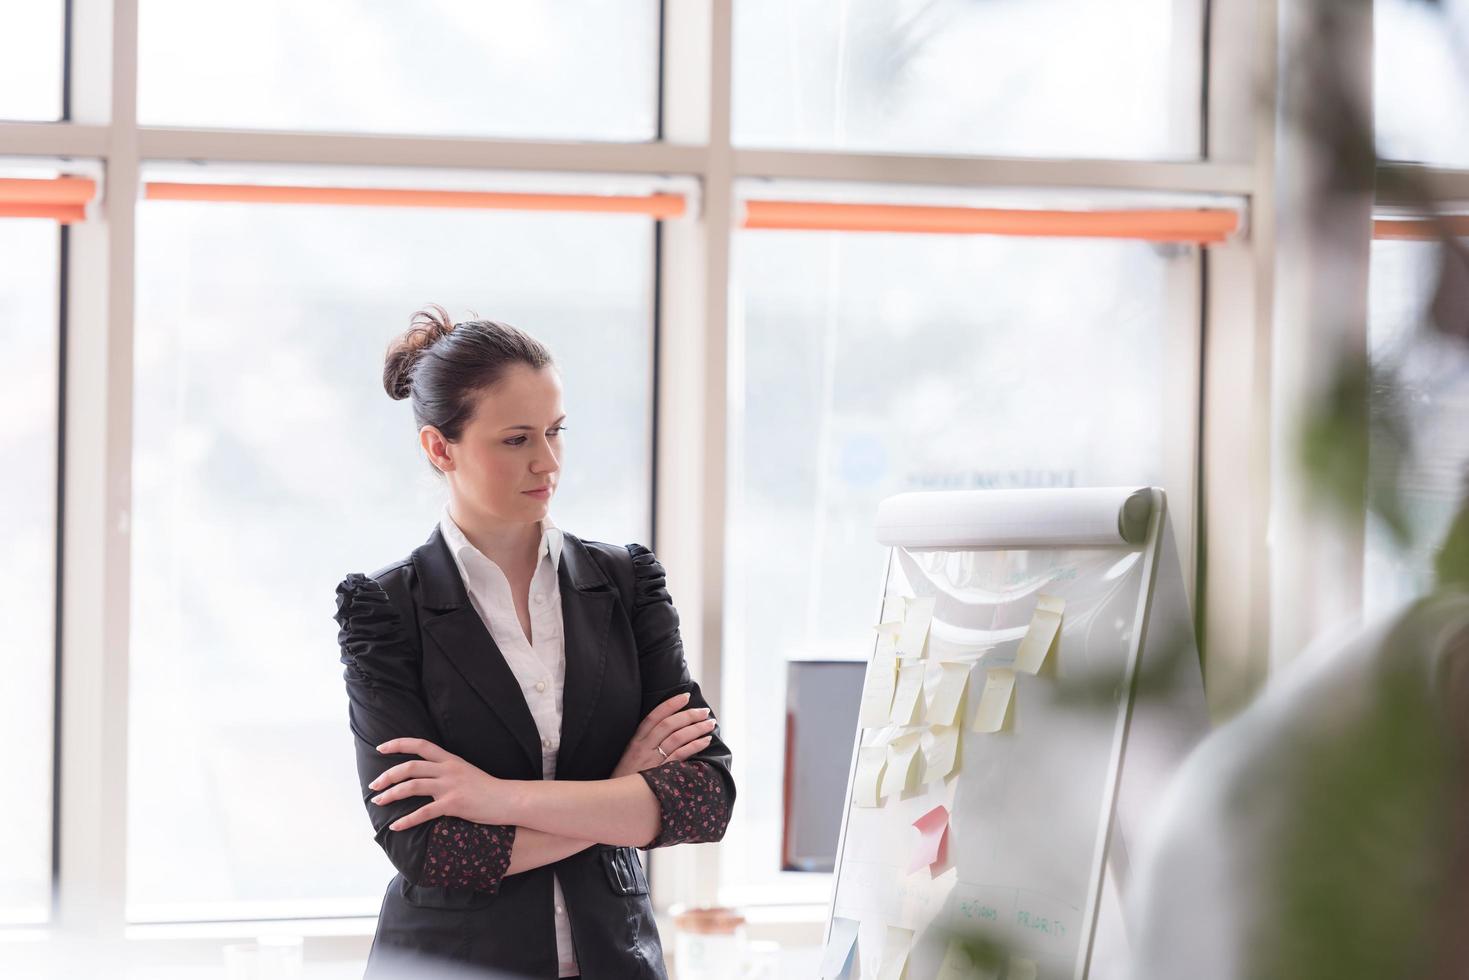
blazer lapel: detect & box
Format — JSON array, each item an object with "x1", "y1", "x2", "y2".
[
  {"x1": 412, "y1": 525, "x2": 543, "y2": 775},
  {"x1": 555, "y1": 533, "x2": 614, "y2": 773}
]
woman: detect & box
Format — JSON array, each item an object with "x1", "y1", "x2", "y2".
[{"x1": 333, "y1": 306, "x2": 735, "y2": 979}]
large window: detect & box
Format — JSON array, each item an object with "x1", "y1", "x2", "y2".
[
  {"x1": 721, "y1": 184, "x2": 1202, "y2": 900},
  {"x1": 138, "y1": 0, "x2": 660, "y2": 140},
  {"x1": 2, "y1": 0, "x2": 1275, "y2": 968},
  {"x1": 0, "y1": 219, "x2": 60, "y2": 924},
  {"x1": 127, "y1": 189, "x2": 655, "y2": 918}
]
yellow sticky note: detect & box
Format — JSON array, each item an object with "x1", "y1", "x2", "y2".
[
  {"x1": 972, "y1": 668, "x2": 1016, "y2": 734},
  {"x1": 897, "y1": 596, "x2": 936, "y2": 658},
  {"x1": 876, "y1": 924, "x2": 914, "y2": 980},
  {"x1": 924, "y1": 724, "x2": 961, "y2": 783},
  {"x1": 1008, "y1": 958, "x2": 1037, "y2": 980},
  {"x1": 858, "y1": 647, "x2": 899, "y2": 728},
  {"x1": 1014, "y1": 594, "x2": 1064, "y2": 674},
  {"x1": 880, "y1": 733, "x2": 923, "y2": 800},
  {"x1": 889, "y1": 660, "x2": 927, "y2": 725},
  {"x1": 937, "y1": 940, "x2": 998, "y2": 980},
  {"x1": 854, "y1": 746, "x2": 888, "y2": 807},
  {"x1": 924, "y1": 661, "x2": 971, "y2": 726}
]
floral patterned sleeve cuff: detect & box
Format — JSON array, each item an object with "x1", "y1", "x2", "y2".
[
  {"x1": 419, "y1": 817, "x2": 517, "y2": 892},
  {"x1": 638, "y1": 760, "x2": 734, "y2": 848}
]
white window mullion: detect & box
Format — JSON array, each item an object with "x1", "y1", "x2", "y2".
[
  {"x1": 650, "y1": 0, "x2": 732, "y2": 913},
  {"x1": 56, "y1": 0, "x2": 137, "y2": 948}
]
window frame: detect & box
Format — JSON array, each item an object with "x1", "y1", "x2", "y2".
[{"x1": 0, "y1": 0, "x2": 1296, "y2": 963}]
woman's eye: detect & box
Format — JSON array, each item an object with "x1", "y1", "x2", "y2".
[{"x1": 504, "y1": 427, "x2": 564, "y2": 447}]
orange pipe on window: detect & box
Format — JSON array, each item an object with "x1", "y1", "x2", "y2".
[
  {"x1": 742, "y1": 199, "x2": 1240, "y2": 243},
  {"x1": 1374, "y1": 217, "x2": 1469, "y2": 241},
  {"x1": 0, "y1": 176, "x2": 96, "y2": 223},
  {"x1": 143, "y1": 182, "x2": 687, "y2": 218}
]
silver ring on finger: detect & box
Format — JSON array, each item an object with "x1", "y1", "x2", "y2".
[{"x1": 655, "y1": 744, "x2": 669, "y2": 760}]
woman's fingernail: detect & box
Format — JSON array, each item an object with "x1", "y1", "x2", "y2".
[
  {"x1": 681, "y1": 693, "x2": 691, "y2": 702},
  {"x1": 699, "y1": 707, "x2": 710, "y2": 716}
]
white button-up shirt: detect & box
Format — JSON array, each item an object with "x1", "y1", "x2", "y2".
[{"x1": 438, "y1": 502, "x2": 578, "y2": 978}]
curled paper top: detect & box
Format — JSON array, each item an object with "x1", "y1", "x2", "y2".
[{"x1": 875, "y1": 486, "x2": 1155, "y2": 550}]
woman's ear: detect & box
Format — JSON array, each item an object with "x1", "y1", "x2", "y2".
[{"x1": 420, "y1": 425, "x2": 454, "y2": 473}]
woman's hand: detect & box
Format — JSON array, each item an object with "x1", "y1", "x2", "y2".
[
  {"x1": 369, "y1": 737, "x2": 517, "y2": 830},
  {"x1": 611, "y1": 692, "x2": 718, "y2": 779}
]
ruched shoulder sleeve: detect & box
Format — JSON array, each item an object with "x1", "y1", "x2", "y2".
[
  {"x1": 335, "y1": 572, "x2": 516, "y2": 892},
  {"x1": 624, "y1": 545, "x2": 736, "y2": 848}
]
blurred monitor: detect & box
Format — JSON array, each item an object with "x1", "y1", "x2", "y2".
[{"x1": 781, "y1": 659, "x2": 865, "y2": 872}]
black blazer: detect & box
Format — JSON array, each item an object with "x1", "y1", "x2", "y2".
[{"x1": 333, "y1": 524, "x2": 735, "y2": 979}]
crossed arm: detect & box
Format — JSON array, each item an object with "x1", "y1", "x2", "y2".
[
  {"x1": 365, "y1": 692, "x2": 731, "y2": 883},
  {"x1": 370, "y1": 738, "x2": 661, "y2": 869}
]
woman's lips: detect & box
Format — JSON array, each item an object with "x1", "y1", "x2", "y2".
[{"x1": 523, "y1": 487, "x2": 552, "y2": 498}]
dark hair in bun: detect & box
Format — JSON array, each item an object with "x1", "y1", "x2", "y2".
[{"x1": 383, "y1": 304, "x2": 555, "y2": 465}]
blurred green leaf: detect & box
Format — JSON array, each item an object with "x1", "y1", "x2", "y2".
[
  {"x1": 1299, "y1": 351, "x2": 1413, "y2": 547},
  {"x1": 1435, "y1": 499, "x2": 1469, "y2": 591}
]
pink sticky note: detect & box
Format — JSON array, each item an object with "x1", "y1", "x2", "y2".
[{"x1": 908, "y1": 804, "x2": 950, "y2": 874}]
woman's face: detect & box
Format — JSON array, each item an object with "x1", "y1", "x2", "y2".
[{"x1": 425, "y1": 363, "x2": 565, "y2": 525}]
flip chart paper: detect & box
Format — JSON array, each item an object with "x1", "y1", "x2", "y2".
[
  {"x1": 973, "y1": 668, "x2": 1016, "y2": 734},
  {"x1": 908, "y1": 804, "x2": 949, "y2": 874},
  {"x1": 859, "y1": 647, "x2": 899, "y2": 728},
  {"x1": 854, "y1": 746, "x2": 888, "y2": 807},
  {"x1": 924, "y1": 661, "x2": 970, "y2": 725},
  {"x1": 1014, "y1": 594, "x2": 1064, "y2": 674},
  {"x1": 924, "y1": 724, "x2": 961, "y2": 782},
  {"x1": 819, "y1": 916, "x2": 860, "y2": 978},
  {"x1": 889, "y1": 660, "x2": 927, "y2": 725},
  {"x1": 880, "y1": 733, "x2": 923, "y2": 799},
  {"x1": 876, "y1": 925, "x2": 914, "y2": 980},
  {"x1": 896, "y1": 596, "x2": 936, "y2": 657}
]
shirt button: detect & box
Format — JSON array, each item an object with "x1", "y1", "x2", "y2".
[
  {"x1": 542, "y1": 737, "x2": 552, "y2": 749},
  {"x1": 535, "y1": 681, "x2": 546, "y2": 692},
  {"x1": 555, "y1": 904, "x2": 564, "y2": 915},
  {"x1": 533, "y1": 593, "x2": 545, "y2": 604}
]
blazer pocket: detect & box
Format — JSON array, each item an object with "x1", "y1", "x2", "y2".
[
  {"x1": 599, "y1": 845, "x2": 650, "y2": 896},
  {"x1": 399, "y1": 879, "x2": 500, "y2": 911}
]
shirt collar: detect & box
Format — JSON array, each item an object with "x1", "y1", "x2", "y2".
[{"x1": 438, "y1": 502, "x2": 564, "y2": 584}]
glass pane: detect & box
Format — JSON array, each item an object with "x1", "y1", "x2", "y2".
[
  {"x1": 1365, "y1": 236, "x2": 1469, "y2": 616},
  {"x1": 1375, "y1": 0, "x2": 1469, "y2": 167},
  {"x1": 0, "y1": 220, "x2": 60, "y2": 924},
  {"x1": 129, "y1": 194, "x2": 653, "y2": 919},
  {"x1": 723, "y1": 220, "x2": 1197, "y2": 898},
  {"x1": 734, "y1": 0, "x2": 1201, "y2": 159},
  {"x1": 0, "y1": 0, "x2": 64, "y2": 121},
  {"x1": 138, "y1": 0, "x2": 659, "y2": 140}
]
